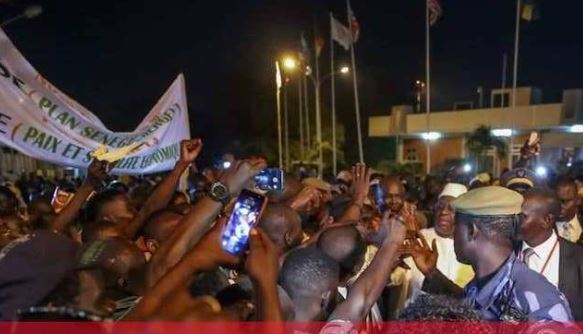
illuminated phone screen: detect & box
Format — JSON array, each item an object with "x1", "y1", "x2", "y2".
[
  {"x1": 254, "y1": 168, "x2": 284, "y2": 191},
  {"x1": 221, "y1": 190, "x2": 266, "y2": 255}
]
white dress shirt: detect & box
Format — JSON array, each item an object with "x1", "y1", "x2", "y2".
[
  {"x1": 556, "y1": 215, "x2": 582, "y2": 243},
  {"x1": 521, "y1": 231, "x2": 560, "y2": 288}
]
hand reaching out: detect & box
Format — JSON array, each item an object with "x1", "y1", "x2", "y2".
[
  {"x1": 179, "y1": 139, "x2": 203, "y2": 165},
  {"x1": 401, "y1": 202, "x2": 419, "y2": 239},
  {"x1": 401, "y1": 233, "x2": 438, "y2": 276},
  {"x1": 288, "y1": 185, "x2": 322, "y2": 214},
  {"x1": 85, "y1": 159, "x2": 111, "y2": 188},
  {"x1": 191, "y1": 216, "x2": 241, "y2": 269},
  {"x1": 245, "y1": 228, "x2": 279, "y2": 285},
  {"x1": 379, "y1": 209, "x2": 407, "y2": 246},
  {"x1": 219, "y1": 158, "x2": 267, "y2": 197},
  {"x1": 351, "y1": 163, "x2": 372, "y2": 205}
]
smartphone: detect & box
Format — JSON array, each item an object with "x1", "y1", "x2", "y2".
[
  {"x1": 221, "y1": 189, "x2": 268, "y2": 255},
  {"x1": 370, "y1": 179, "x2": 386, "y2": 214},
  {"x1": 254, "y1": 168, "x2": 284, "y2": 191}
]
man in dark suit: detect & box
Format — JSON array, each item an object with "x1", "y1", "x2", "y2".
[{"x1": 519, "y1": 189, "x2": 583, "y2": 320}]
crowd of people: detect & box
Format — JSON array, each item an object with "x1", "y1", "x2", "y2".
[{"x1": 0, "y1": 136, "x2": 582, "y2": 333}]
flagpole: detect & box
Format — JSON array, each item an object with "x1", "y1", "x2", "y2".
[
  {"x1": 425, "y1": 0, "x2": 431, "y2": 175},
  {"x1": 304, "y1": 68, "x2": 311, "y2": 155},
  {"x1": 509, "y1": 0, "x2": 521, "y2": 170},
  {"x1": 330, "y1": 13, "x2": 338, "y2": 175},
  {"x1": 299, "y1": 62, "x2": 305, "y2": 161},
  {"x1": 314, "y1": 21, "x2": 323, "y2": 177},
  {"x1": 284, "y1": 82, "x2": 290, "y2": 171},
  {"x1": 275, "y1": 61, "x2": 283, "y2": 169},
  {"x1": 347, "y1": 0, "x2": 364, "y2": 163}
]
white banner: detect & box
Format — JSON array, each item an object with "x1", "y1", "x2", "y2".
[{"x1": 0, "y1": 28, "x2": 190, "y2": 174}]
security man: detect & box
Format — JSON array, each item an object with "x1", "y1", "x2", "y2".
[{"x1": 419, "y1": 186, "x2": 573, "y2": 321}]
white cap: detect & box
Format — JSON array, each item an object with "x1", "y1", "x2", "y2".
[{"x1": 439, "y1": 183, "x2": 468, "y2": 199}]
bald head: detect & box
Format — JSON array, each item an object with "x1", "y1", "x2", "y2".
[
  {"x1": 382, "y1": 176, "x2": 405, "y2": 214},
  {"x1": 317, "y1": 225, "x2": 366, "y2": 282},
  {"x1": 258, "y1": 204, "x2": 302, "y2": 254}
]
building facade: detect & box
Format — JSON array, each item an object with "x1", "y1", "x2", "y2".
[{"x1": 368, "y1": 87, "x2": 583, "y2": 176}]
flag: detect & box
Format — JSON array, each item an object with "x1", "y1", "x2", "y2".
[
  {"x1": 275, "y1": 61, "x2": 282, "y2": 89},
  {"x1": 330, "y1": 15, "x2": 352, "y2": 51},
  {"x1": 521, "y1": 0, "x2": 539, "y2": 21},
  {"x1": 348, "y1": 3, "x2": 360, "y2": 43},
  {"x1": 315, "y1": 35, "x2": 325, "y2": 58},
  {"x1": 427, "y1": 0, "x2": 442, "y2": 26},
  {"x1": 300, "y1": 33, "x2": 310, "y2": 63}
]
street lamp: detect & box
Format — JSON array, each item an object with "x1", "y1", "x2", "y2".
[
  {"x1": 305, "y1": 65, "x2": 350, "y2": 177},
  {"x1": 1, "y1": 5, "x2": 43, "y2": 27},
  {"x1": 415, "y1": 80, "x2": 426, "y2": 113},
  {"x1": 283, "y1": 57, "x2": 297, "y2": 71},
  {"x1": 280, "y1": 56, "x2": 298, "y2": 171}
]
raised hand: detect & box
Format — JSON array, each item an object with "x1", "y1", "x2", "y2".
[
  {"x1": 401, "y1": 233, "x2": 438, "y2": 276},
  {"x1": 179, "y1": 139, "x2": 203, "y2": 165},
  {"x1": 191, "y1": 216, "x2": 241, "y2": 269},
  {"x1": 85, "y1": 159, "x2": 111, "y2": 188},
  {"x1": 245, "y1": 228, "x2": 278, "y2": 285},
  {"x1": 380, "y1": 209, "x2": 407, "y2": 246},
  {"x1": 288, "y1": 185, "x2": 322, "y2": 214},
  {"x1": 219, "y1": 158, "x2": 267, "y2": 197},
  {"x1": 401, "y1": 201, "x2": 419, "y2": 239},
  {"x1": 351, "y1": 163, "x2": 372, "y2": 205}
]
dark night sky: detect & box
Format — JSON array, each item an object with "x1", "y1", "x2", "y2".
[{"x1": 1, "y1": 0, "x2": 582, "y2": 164}]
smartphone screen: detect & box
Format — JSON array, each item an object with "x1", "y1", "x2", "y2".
[
  {"x1": 221, "y1": 189, "x2": 267, "y2": 255},
  {"x1": 370, "y1": 180, "x2": 386, "y2": 214},
  {"x1": 254, "y1": 168, "x2": 284, "y2": 191}
]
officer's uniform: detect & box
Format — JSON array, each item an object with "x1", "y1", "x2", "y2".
[
  {"x1": 464, "y1": 252, "x2": 572, "y2": 321},
  {"x1": 452, "y1": 186, "x2": 574, "y2": 322}
]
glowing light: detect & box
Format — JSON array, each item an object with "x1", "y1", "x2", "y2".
[
  {"x1": 282, "y1": 57, "x2": 297, "y2": 71},
  {"x1": 223, "y1": 161, "x2": 232, "y2": 169},
  {"x1": 536, "y1": 166, "x2": 547, "y2": 177},
  {"x1": 421, "y1": 132, "x2": 442, "y2": 141},
  {"x1": 491, "y1": 129, "x2": 513, "y2": 137},
  {"x1": 570, "y1": 125, "x2": 583, "y2": 133},
  {"x1": 340, "y1": 66, "x2": 350, "y2": 74},
  {"x1": 463, "y1": 164, "x2": 472, "y2": 173}
]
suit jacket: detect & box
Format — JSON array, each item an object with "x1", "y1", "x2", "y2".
[{"x1": 558, "y1": 238, "x2": 583, "y2": 320}]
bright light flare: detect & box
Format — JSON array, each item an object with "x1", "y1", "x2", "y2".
[
  {"x1": 491, "y1": 129, "x2": 513, "y2": 137},
  {"x1": 282, "y1": 57, "x2": 297, "y2": 71},
  {"x1": 421, "y1": 132, "x2": 442, "y2": 141}
]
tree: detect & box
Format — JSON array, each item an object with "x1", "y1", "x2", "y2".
[{"x1": 466, "y1": 125, "x2": 507, "y2": 171}]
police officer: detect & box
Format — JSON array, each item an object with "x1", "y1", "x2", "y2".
[{"x1": 417, "y1": 186, "x2": 573, "y2": 321}]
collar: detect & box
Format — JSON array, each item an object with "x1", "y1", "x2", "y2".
[
  {"x1": 559, "y1": 215, "x2": 580, "y2": 226},
  {"x1": 522, "y1": 230, "x2": 558, "y2": 260},
  {"x1": 465, "y1": 253, "x2": 516, "y2": 310}
]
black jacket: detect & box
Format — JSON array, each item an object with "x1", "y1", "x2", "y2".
[{"x1": 558, "y1": 238, "x2": 583, "y2": 320}]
